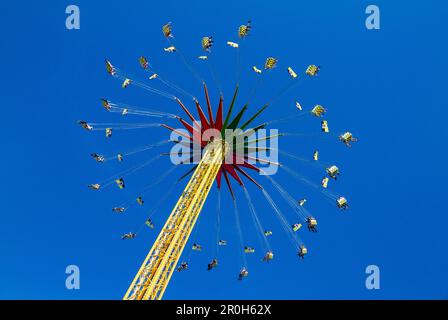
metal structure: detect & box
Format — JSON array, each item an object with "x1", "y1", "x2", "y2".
[
  {"x1": 119, "y1": 82, "x2": 267, "y2": 300},
  {"x1": 124, "y1": 140, "x2": 228, "y2": 300},
  {"x1": 84, "y1": 25, "x2": 355, "y2": 299}
]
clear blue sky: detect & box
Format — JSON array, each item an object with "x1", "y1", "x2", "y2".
[{"x1": 1, "y1": 0, "x2": 447, "y2": 299}]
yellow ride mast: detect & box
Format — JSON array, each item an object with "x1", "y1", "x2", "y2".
[{"x1": 123, "y1": 140, "x2": 228, "y2": 300}]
